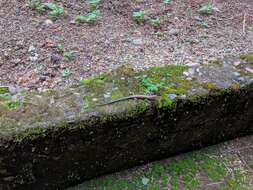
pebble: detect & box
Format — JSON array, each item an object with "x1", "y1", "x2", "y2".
[
  {"x1": 194, "y1": 16, "x2": 203, "y2": 22},
  {"x1": 186, "y1": 62, "x2": 200, "y2": 67},
  {"x1": 237, "y1": 77, "x2": 245, "y2": 82},
  {"x1": 29, "y1": 53, "x2": 39, "y2": 62},
  {"x1": 168, "y1": 29, "x2": 180, "y2": 36},
  {"x1": 168, "y1": 93, "x2": 177, "y2": 100},
  {"x1": 28, "y1": 45, "x2": 36, "y2": 53},
  {"x1": 233, "y1": 61, "x2": 241, "y2": 67},
  {"x1": 245, "y1": 67, "x2": 253, "y2": 74},
  {"x1": 11, "y1": 58, "x2": 21, "y2": 65},
  {"x1": 188, "y1": 68, "x2": 195, "y2": 75},
  {"x1": 183, "y1": 71, "x2": 190, "y2": 77},
  {"x1": 8, "y1": 85, "x2": 23, "y2": 94},
  {"x1": 233, "y1": 72, "x2": 241, "y2": 77},
  {"x1": 132, "y1": 38, "x2": 144, "y2": 46},
  {"x1": 103, "y1": 92, "x2": 111, "y2": 98},
  {"x1": 44, "y1": 19, "x2": 53, "y2": 26}
]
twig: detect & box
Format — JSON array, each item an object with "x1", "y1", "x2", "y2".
[
  {"x1": 242, "y1": 12, "x2": 247, "y2": 36},
  {"x1": 96, "y1": 95, "x2": 158, "y2": 106}
]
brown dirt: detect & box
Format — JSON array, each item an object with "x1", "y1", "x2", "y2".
[{"x1": 0, "y1": 0, "x2": 253, "y2": 91}]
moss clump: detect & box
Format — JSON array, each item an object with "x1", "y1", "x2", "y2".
[
  {"x1": 211, "y1": 59, "x2": 222, "y2": 65},
  {"x1": 141, "y1": 65, "x2": 191, "y2": 95},
  {"x1": 240, "y1": 53, "x2": 253, "y2": 64},
  {"x1": 203, "y1": 82, "x2": 220, "y2": 91},
  {"x1": 0, "y1": 87, "x2": 9, "y2": 94},
  {"x1": 139, "y1": 65, "x2": 191, "y2": 107},
  {"x1": 115, "y1": 64, "x2": 135, "y2": 77},
  {"x1": 4, "y1": 100, "x2": 22, "y2": 111},
  {"x1": 79, "y1": 64, "x2": 191, "y2": 109},
  {"x1": 80, "y1": 75, "x2": 106, "y2": 86}
]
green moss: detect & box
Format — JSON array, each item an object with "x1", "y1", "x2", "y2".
[
  {"x1": 80, "y1": 75, "x2": 106, "y2": 86},
  {"x1": 211, "y1": 59, "x2": 222, "y2": 65},
  {"x1": 203, "y1": 82, "x2": 219, "y2": 91},
  {"x1": 78, "y1": 64, "x2": 192, "y2": 110},
  {"x1": 240, "y1": 53, "x2": 253, "y2": 64},
  {"x1": 4, "y1": 100, "x2": 22, "y2": 111},
  {"x1": 16, "y1": 127, "x2": 46, "y2": 143},
  {"x1": 200, "y1": 156, "x2": 226, "y2": 181},
  {"x1": 99, "y1": 101, "x2": 150, "y2": 124},
  {"x1": 0, "y1": 86, "x2": 9, "y2": 94}
]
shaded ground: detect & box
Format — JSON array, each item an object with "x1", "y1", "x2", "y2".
[
  {"x1": 0, "y1": 0, "x2": 253, "y2": 91},
  {"x1": 67, "y1": 135, "x2": 253, "y2": 190}
]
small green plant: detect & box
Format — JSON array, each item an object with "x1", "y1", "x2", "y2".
[
  {"x1": 75, "y1": 10, "x2": 100, "y2": 24},
  {"x1": 199, "y1": 4, "x2": 214, "y2": 15},
  {"x1": 62, "y1": 68, "x2": 71, "y2": 78},
  {"x1": 63, "y1": 52, "x2": 73, "y2": 62},
  {"x1": 164, "y1": 0, "x2": 172, "y2": 4},
  {"x1": 88, "y1": 0, "x2": 102, "y2": 11},
  {"x1": 150, "y1": 18, "x2": 162, "y2": 27},
  {"x1": 133, "y1": 11, "x2": 147, "y2": 24},
  {"x1": 137, "y1": 75, "x2": 162, "y2": 94},
  {"x1": 29, "y1": 0, "x2": 46, "y2": 13},
  {"x1": 57, "y1": 44, "x2": 65, "y2": 52},
  {"x1": 46, "y1": 3, "x2": 64, "y2": 20},
  {"x1": 56, "y1": 43, "x2": 74, "y2": 62},
  {"x1": 5, "y1": 101, "x2": 22, "y2": 110}
]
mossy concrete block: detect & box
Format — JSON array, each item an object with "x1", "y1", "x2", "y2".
[{"x1": 0, "y1": 56, "x2": 253, "y2": 189}]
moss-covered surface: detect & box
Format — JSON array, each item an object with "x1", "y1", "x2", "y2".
[
  {"x1": 69, "y1": 136, "x2": 253, "y2": 190},
  {"x1": 240, "y1": 53, "x2": 253, "y2": 64},
  {"x1": 0, "y1": 56, "x2": 253, "y2": 189}
]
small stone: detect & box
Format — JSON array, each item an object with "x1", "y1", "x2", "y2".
[
  {"x1": 103, "y1": 92, "x2": 111, "y2": 98},
  {"x1": 194, "y1": 16, "x2": 203, "y2": 22},
  {"x1": 237, "y1": 77, "x2": 245, "y2": 82},
  {"x1": 171, "y1": 83, "x2": 177, "y2": 88},
  {"x1": 28, "y1": 45, "x2": 36, "y2": 53},
  {"x1": 39, "y1": 76, "x2": 47, "y2": 82},
  {"x1": 132, "y1": 38, "x2": 144, "y2": 46},
  {"x1": 245, "y1": 67, "x2": 253, "y2": 74},
  {"x1": 11, "y1": 58, "x2": 21, "y2": 65},
  {"x1": 29, "y1": 53, "x2": 39, "y2": 62},
  {"x1": 8, "y1": 86, "x2": 23, "y2": 94},
  {"x1": 186, "y1": 62, "x2": 200, "y2": 67},
  {"x1": 92, "y1": 98, "x2": 98, "y2": 102},
  {"x1": 188, "y1": 68, "x2": 195, "y2": 75},
  {"x1": 168, "y1": 93, "x2": 177, "y2": 100},
  {"x1": 168, "y1": 29, "x2": 180, "y2": 36},
  {"x1": 183, "y1": 71, "x2": 190, "y2": 77},
  {"x1": 233, "y1": 72, "x2": 241, "y2": 77},
  {"x1": 233, "y1": 61, "x2": 241, "y2": 67},
  {"x1": 44, "y1": 19, "x2": 53, "y2": 25}
]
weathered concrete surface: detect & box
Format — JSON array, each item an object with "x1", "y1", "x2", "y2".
[
  {"x1": 68, "y1": 135, "x2": 253, "y2": 190},
  {"x1": 0, "y1": 55, "x2": 253, "y2": 189}
]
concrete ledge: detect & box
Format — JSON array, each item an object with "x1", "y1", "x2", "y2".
[{"x1": 0, "y1": 54, "x2": 253, "y2": 189}]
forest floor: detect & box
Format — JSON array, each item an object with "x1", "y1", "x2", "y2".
[
  {"x1": 67, "y1": 135, "x2": 253, "y2": 190},
  {"x1": 0, "y1": 0, "x2": 253, "y2": 91}
]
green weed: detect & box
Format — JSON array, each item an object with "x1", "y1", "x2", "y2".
[
  {"x1": 63, "y1": 52, "x2": 73, "y2": 62},
  {"x1": 88, "y1": 0, "x2": 102, "y2": 11},
  {"x1": 133, "y1": 11, "x2": 147, "y2": 24},
  {"x1": 29, "y1": 0, "x2": 47, "y2": 13},
  {"x1": 46, "y1": 3, "x2": 64, "y2": 20},
  {"x1": 62, "y1": 68, "x2": 71, "y2": 78},
  {"x1": 199, "y1": 4, "x2": 214, "y2": 15},
  {"x1": 150, "y1": 18, "x2": 162, "y2": 27},
  {"x1": 75, "y1": 10, "x2": 100, "y2": 24}
]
